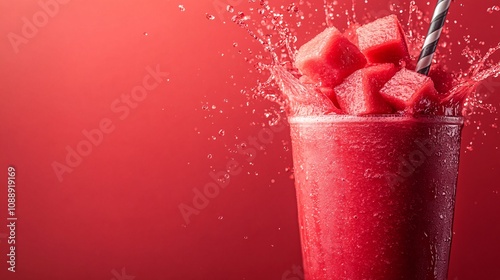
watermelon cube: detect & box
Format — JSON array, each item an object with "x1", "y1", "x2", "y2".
[
  {"x1": 356, "y1": 15, "x2": 409, "y2": 64},
  {"x1": 380, "y1": 68, "x2": 438, "y2": 111},
  {"x1": 334, "y1": 63, "x2": 397, "y2": 115},
  {"x1": 318, "y1": 86, "x2": 336, "y2": 100},
  {"x1": 295, "y1": 27, "x2": 367, "y2": 88},
  {"x1": 405, "y1": 62, "x2": 454, "y2": 95}
]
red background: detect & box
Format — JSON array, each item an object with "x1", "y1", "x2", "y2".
[{"x1": 0, "y1": 0, "x2": 499, "y2": 279}]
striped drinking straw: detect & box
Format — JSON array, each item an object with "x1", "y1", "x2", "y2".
[{"x1": 415, "y1": 0, "x2": 452, "y2": 75}]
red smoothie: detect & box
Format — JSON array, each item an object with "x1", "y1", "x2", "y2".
[{"x1": 289, "y1": 115, "x2": 463, "y2": 280}]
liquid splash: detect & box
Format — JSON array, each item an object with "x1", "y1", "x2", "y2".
[
  {"x1": 206, "y1": 0, "x2": 498, "y2": 121},
  {"x1": 443, "y1": 42, "x2": 500, "y2": 116},
  {"x1": 487, "y1": 6, "x2": 500, "y2": 14},
  {"x1": 269, "y1": 64, "x2": 337, "y2": 116}
]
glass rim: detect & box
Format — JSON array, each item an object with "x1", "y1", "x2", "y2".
[{"x1": 288, "y1": 114, "x2": 464, "y2": 125}]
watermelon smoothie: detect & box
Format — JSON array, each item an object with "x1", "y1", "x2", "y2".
[
  {"x1": 289, "y1": 115, "x2": 463, "y2": 280},
  {"x1": 260, "y1": 4, "x2": 497, "y2": 278}
]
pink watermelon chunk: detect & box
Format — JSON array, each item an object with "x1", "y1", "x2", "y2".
[
  {"x1": 334, "y1": 63, "x2": 397, "y2": 115},
  {"x1": 356, "y1": 15, "x2": 409, "y2": 64},
  {"x1": 404, "y1": 62, "x2": 454, "y2": 95},
  {"x1": 380, "y1": 68, "x2": 438, "y2": 111},
  {"x1": 318, "y1": 86, "x2": 336, "y2": 100},
  {"x1": 295, "y1": 27, "x2": 367, "y2": 88}
]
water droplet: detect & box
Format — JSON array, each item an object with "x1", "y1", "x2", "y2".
[
  {"x1": 487, "y1": 5, "x2": 500, "y2": 13},
  {"x1": 226, "y1": 5, "x2": 234, "y2": 13},
  {"x1": 218, "y1": 216, "x2": 224, "y2": 220},
  {"x1": 233, "y1": 42, "x2": 238, "y2": 47},
  {"x1": 243, "y1": 236, "x2": 249, "y2": 240},
  {"x1": 363, "y1": 169, "x2": 373, "y2": 178},
  {"x1": 218, "y1": 129, "x2": 225, "y2": 136},
  {"x1": 206, "y1": 13, "x2": 216, "y2": 20},
  {"x1": 178, "y1": 4, "x2": 186, "y2": 12},
  {"x1": 143, "y1": 32, "x2": 149, "y2": 36},
  {"x1": 207, "y1": 154, "x2": 213, "y2": 159}
]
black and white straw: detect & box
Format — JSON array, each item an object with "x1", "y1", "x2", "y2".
[{"x1": 415, "y1": 0, "x2": 451, "y2": 75}]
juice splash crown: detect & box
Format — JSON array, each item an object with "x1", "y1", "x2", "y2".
[{"x1": 220, "y1": 0, "x2": 498, "y2": 119}]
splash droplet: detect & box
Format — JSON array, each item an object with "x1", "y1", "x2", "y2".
[
  {"x1": 178, "y1": 4, "x2": 186, "y2": 12},
  {"x1": 206, "y1": 13, "x2": 216, "y2": 20},
  {"x1": 487, "y1": 5, "x2": 500, "y2": 14},
  {"x1": 226, "y1": 5, "x2": 234, "y2": 13}
]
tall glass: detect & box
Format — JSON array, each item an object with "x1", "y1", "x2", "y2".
[{"x1": 289, "y1": 115, "x2": 463, "y2": 280}]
